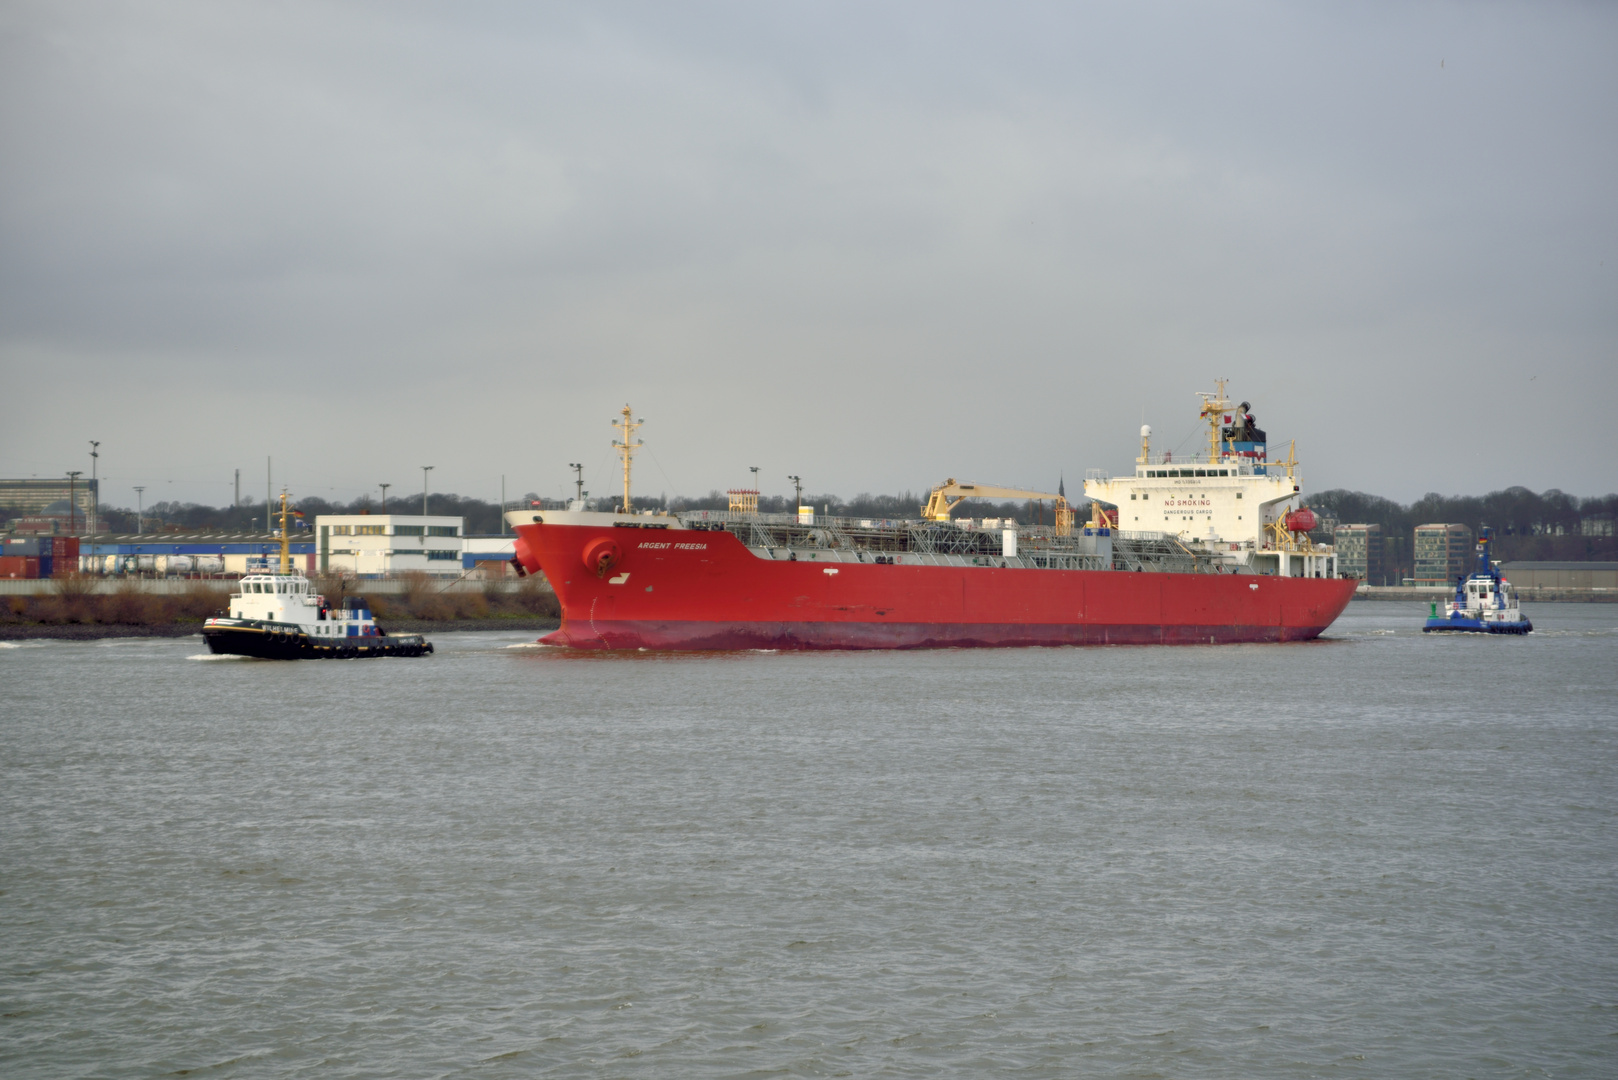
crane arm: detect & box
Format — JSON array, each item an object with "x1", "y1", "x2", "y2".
[{"x1": 923, "y1": 478, "x2": 1071, "y2": 521}]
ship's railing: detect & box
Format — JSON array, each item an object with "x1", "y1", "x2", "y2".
[
  {"x1": 680, "y1": 513, "x2": 1172, "y2": 567},
  {"x1": 677, "y1": 509, "x2": 1113, "y2": 539}
]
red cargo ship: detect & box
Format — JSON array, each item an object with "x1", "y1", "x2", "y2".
[{"x1": 509, "y1": 393, "x2": 1356, "y2": 651}]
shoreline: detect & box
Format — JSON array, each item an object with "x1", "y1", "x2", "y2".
[{"x1": 0, "y1": 617, "x2": 561, "y2": 642}]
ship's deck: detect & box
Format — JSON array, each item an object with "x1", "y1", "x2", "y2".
[{"x1": 674, "y1": 511, "x2": 1218, "y2": 574}]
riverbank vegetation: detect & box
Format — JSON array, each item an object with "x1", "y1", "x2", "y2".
[{"x1": 1, "y1": 574, "x2": 559, "y2": 633}]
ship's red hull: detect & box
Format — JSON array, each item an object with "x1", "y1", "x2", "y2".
[{"x1": 513, "y1": 522, "x2": 1357, "y2": 651}]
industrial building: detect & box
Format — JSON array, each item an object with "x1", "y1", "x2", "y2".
[
  {"x1": 1413, "y1": 523, "x2": 1474, "y2": 585},
  {"x1": 1333, "y1": 523, "x2": 1385, "y2": 584},
  {"x1": 1500, "y1": 562, "x2": 1618, "y2": 590},
  {"x1": 1, "y1": 478, "x2": 98, "y2": 528},
  {"x1": 462, "y1": 535, "x2": 519, "y2": 576},
  {"x1": 81, "y1": 533, "x2": 316, "y2": 575},
  {"x1": 316, "y1": 515, "x2": 463, "y2": 577}
]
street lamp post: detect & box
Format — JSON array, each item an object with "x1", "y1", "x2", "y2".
[
  {"x1": 67, "y1": 471, "x2": 82, "y2": 535},
  {"x1": 134, "y1": 486, "x2": 145, "y2": 535},
  {"x1": 421, "y1": 467, "x2": 434, "y2": 517},
  {"x1": 88, "y1": 441, "x2": 99, "y2": 536}
]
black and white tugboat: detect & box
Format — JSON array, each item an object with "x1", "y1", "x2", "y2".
[{"x1": 202, "y1": 493, "x2": 433, "y2": 660}]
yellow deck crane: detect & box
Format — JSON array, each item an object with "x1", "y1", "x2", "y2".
[{"x1": 922, "y1": 479, "x2": 1076, "y2": 535}]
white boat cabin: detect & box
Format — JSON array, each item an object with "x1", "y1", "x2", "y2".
[{"x1": 228, "y1": 572, "x2": 379, "y2": 637}]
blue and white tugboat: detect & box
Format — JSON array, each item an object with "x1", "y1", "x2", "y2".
[
  {"x1": 202, "y1": 493, "x2": 433, "y2": 659},
  {"x1": 1423, "y1": 527, "x2": 1532, "y2": 635}
]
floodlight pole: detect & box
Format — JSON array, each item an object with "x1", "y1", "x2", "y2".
[
  {"x1": 421, "y1": 466, "x2": 433, "y2": 517},
  {"x1": 67, "y1": 471, "x2": 82, "y2": 535},
  {"x1": 88, "y1": 441, "x2": 99, "y2": 536},
  {"x1": 379, "y1": 483, "x2": 391, "y2": 512}
]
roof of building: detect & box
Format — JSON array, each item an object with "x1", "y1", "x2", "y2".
[
  {"x1": 1501, "y1": 561, "x2": 1618, "y2": 570},
  {"x1": 89, "y1": 533, "x2": 302, "y2": 542}
]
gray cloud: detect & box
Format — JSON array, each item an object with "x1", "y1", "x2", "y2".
[{"x1": 3, "y1": 1, "x2": 1614, "y2": 510}]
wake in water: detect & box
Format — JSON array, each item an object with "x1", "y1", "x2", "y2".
[{"x1": 186, "y1": 653, "x2": 252, "y2": 661}]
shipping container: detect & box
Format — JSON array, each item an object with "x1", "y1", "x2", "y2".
[{"x1": 0, "y1": 556, "x2": 41, "y2": 578}]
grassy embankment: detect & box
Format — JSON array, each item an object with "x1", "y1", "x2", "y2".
[{"x1": 0, "y1": 573, "x2": 560, "y2": 640}]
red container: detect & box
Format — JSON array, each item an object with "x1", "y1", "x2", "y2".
[
  {"x1": 0, "y1": 556, "x2": 41, "y2": 579},
  {"x1": 49, "y1": 535, "x2": 79, "y2": 575}
]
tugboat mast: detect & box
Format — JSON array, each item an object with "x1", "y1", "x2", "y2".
[{"x1": 278, "y1": 490, "x2": 292, "y2": 573}]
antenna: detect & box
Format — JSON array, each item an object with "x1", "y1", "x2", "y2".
[{"x1": 611, "y1": 406, "x2": 643, "y2": 514}]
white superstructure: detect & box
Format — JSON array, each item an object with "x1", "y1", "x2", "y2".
[
  {"x1": 1084, "y1": 382, "x2": 1337, "y2": 578},
  {"x1": 226, "y1": 571, "x2": 381, "y2": 638}
]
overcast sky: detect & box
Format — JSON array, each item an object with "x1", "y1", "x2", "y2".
[{"x1": 3, "y1": 1, "x2": 1614, "y2": 511}]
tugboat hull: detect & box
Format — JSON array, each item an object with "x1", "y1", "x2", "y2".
[
  {"x1": 1422, "y1": 616, "x2": 1532, "y2": 635},
  {"x1": 202, "y1": 621, "x2": 433, "y2": 659}
]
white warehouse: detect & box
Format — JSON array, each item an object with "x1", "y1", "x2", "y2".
[{"x1": 316, "y1": 515, "x2": 463, "y2": 577}]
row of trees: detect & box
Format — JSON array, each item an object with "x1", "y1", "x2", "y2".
[
  {"x1": 14, "y1": 485, "x2": 1614, "y2": 564},
  {"x1": 34, "y1": 490, "x2": 1054, "y2": 533},
  {"x1": 1307, "y1": 486, "x2": 1618, "y2": 572}
]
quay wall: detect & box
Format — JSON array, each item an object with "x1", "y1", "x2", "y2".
[
  {"x1": 1355, "y1": 585, "x2": 1615, "y2": 602},
  {"x1": 0, "y1": 576, "x2": 552, "y2": 597}
]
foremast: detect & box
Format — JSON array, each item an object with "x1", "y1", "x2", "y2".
[{"x1": 612, "y1": 405, "x2": 643, "y2": 514}]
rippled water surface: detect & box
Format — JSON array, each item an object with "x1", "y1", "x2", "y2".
[{"x1": 3, "y1": 602, "x2": 1616, "y2": 1077}]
